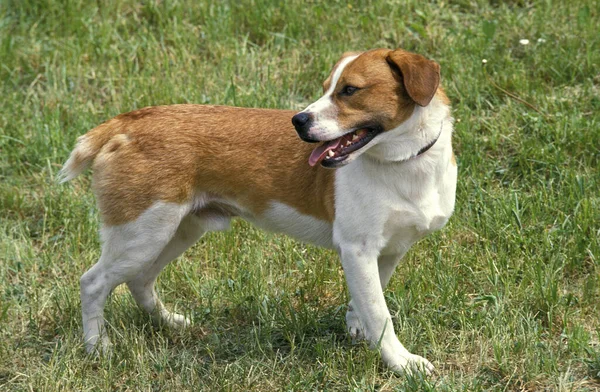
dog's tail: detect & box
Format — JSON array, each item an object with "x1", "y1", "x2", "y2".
[{"x1": 58, "y1": 121, "x2": 121, "y2": 183}]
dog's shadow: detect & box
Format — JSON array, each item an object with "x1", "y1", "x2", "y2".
[{"x1": 100, "y1": 293, "x2": 354, "y2": 364}]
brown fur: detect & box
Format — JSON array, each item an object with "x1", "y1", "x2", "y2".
[
  {"x1": 386, "y1": 49, "x2": 440, "y2": 107},
  {"x1": 321, "y1": 49, "x2": 442, "y2": 133},
  {"x1": 84, "y1": 105, "x2": 335, "y2": 225},
  {"x1": 436, "y1": 87, "x2": 451, "y2": 106},
  {"x1": 71, "y1": 49, "x2": 448, "y2": 226}
]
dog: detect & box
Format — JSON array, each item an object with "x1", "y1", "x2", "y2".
[{"x1": 60, "y1": 48, "x2": 457, "y2": 374}]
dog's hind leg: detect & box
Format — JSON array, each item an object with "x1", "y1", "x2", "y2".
[
  {"x1": 126, "y1": 214, "x2": 208, "y2": 328},
  {"x1": 126, "y1": 208, "x2": 232, "y2": 328},
  {"x1": 80, "y1": 202, "x2": 189, "y2": 354}
]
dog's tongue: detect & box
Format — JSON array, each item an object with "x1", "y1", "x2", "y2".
[{"x1": 308, "y1": 138, "x2": 343, "y2": 166}]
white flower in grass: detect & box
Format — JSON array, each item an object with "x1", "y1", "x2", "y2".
[
  {"x1": 537, "y1": 38, "x2": 546, "y2": 43},
  {"x1": 519, "y1": 39, "x2": 530, "y2": 45},
  {"x1": 482, "y1": 59, "x2": 488, "y2": 64}
]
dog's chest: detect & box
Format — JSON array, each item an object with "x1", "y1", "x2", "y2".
[
  {"x1": 383, "y1": 179, "x2": 456, "y2": 254},
  {"x1": 334, "y1": 156, "x2": 456, "y2": 254},
  {"x1": 380, "y1": 197, "x2": 451, "y2": 254}
]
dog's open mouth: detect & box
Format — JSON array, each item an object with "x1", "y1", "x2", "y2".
[{"x1": 308, "y1": 127, "x2": 381, "y2": 167}]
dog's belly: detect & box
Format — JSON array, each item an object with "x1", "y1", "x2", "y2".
[{"x1": 246, "y1": 201, "x2": 334, "y2": 248}]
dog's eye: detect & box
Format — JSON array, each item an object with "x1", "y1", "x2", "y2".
[{"x1": 340, "y1": 86, "x2": 359, "y2": 96}]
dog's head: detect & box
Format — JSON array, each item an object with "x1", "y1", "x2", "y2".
[{"x1": 292, "y1": 48, "x2": 441, "y2": 168}]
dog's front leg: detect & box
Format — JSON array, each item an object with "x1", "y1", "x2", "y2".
[
  {"x1": 346, "y1": 253, "x2": 404, "y2": 341},
  {"x1": 339, "y1": 244, "x2": 433, "y2": 375}
]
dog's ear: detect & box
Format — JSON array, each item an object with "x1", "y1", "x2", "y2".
[{"x1": 386, "y1": 49, "x2": 440, "y2": 107}]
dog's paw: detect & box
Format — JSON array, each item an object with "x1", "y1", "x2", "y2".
[
  {"x1": 159, "y1": 311, "x2": 191, "y2": 329},
  {"x1": 388, "y1": 354, "x2": 434, "y2": 376},
  {"x1": 84, "y1": 333, "x2": 112, "y2": 357},
  {"x1": 345, "y1": 306, "x2": 365, "y2": 341}
]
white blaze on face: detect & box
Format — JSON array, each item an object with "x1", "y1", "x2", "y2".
[{"x1": 302, "y1": 54, "x2": 360, "y2": 137}]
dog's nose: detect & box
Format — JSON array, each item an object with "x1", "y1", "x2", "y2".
[{"x1": 292, "y1": 112, "x2": 311, "y2": 129}]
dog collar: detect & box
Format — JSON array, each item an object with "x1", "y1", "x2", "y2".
[
  {"x1": 363, "y1": 121, "x2": 444, "y2": 165},
  {"x1": 415, "y1": 132, "x2": 440, "y2": 157},
  {"x1": 410, "y1": 121, "x2": 443, "y2": 160}
]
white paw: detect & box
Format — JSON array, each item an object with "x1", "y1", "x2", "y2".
[
  {"x1": 388, "y1": 353, "x2": 434, "y2": 376},
  {"x1": 160, "y1": 311, "x2": 191, "y2": 328},
  {"x1": 84, "y1": 333, "x2": 112, "y2": 356},
  {"x1": 345, "y1": 307, "x2": 365, "y2": 341}
]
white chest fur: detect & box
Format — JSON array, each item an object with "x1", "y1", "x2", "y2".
[{"x1": 332, "y1": 124, "x2": 457, "y2": 257}]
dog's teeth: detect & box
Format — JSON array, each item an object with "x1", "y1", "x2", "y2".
[
  {"x1": 328, "y1": 150, "x2": 335, "y2": 157},
  {"x1": 345, "y1": 141, "x2": 351, "y2": 147},
  {"x1": 357, "y1": 129, "x2": 367, "y2": 136},
  {"x1": 352, "y1": 134, "x2": 359, "y2": 141}
]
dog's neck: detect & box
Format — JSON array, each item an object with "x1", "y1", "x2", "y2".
[
  {"x1": 410, "y1": 121, "x2": 443, "y2": 159},
  {"x1": 363, "y1": 97, "x2": 451, "y2": 164}
]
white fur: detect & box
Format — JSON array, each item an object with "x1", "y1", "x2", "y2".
[
  {"x1": 58, "y1": 135, "x2": 93, "y2": 183},
  {"x1": 80, "y1": 202, "x2": 191, "y2": 352},
  {"x1": 250, "y1": 201, "x2": 334, "y2": 248},
  {"x1": 302, "y1": 55, "x2": 359, "y2": 139}
]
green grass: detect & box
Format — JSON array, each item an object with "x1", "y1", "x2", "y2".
[{"x1": 1, "y1": 0, "x2": 599, "y2": 390}]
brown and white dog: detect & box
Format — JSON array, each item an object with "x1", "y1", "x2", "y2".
[{"x1": 60, "y1": 48, "x2": 457, "y2": 374}]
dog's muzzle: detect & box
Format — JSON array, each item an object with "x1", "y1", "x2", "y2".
[{"x1": 292, "y1": 112, "x2": 319, "y2": 143}]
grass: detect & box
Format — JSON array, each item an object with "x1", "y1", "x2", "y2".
[{"x1": 0, "y1": 0, "x2": 599, "y2": 390}]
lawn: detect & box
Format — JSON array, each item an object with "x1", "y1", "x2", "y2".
[{"x1": 1, "y1": 0, "x2": 599, "y2": 390}]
